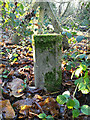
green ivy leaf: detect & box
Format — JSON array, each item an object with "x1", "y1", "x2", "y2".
[
  {"x1": 76, "y1": 36, "x2": 85, "y2": 43},
  {"x1": 38, "y1": 113, "x2": 46, "y2": 119},
  {"x1": 3, "y1": 70, "x2": 9, "y2": 74},
  {"x1": 81, "y1": 105, "x2": 90, "y2": 115},
  {"x1": 87, "y1": 84, "x2": 90, "y2": 91},
  {"x1": 74, "y1": 99, "x2": 80, "y2": 109},
  {"x1": 20, "y1": 4, "x2": 24, "y2": 10},
  {"x1": 72, "y1": 109, "x2": 80, "y2": 118},
  {"x1": 46, "y1": 115, "x2": 54, "y2": 120},
  {"x1": 13, "y1": 58, "x2": 17, "y2": 62},
  {"x1": 3, "y1": 75, "x2": 8, "y2": 78},
  {"x1": 10, "y1": 3, "x2": 14, "y2": 7},
  {"x1": 74, "y1": 77, "x2": 83, "y2": 85},
  {"x1": 30, "y1": 31, "x2": 34, "y2": 35},
  {"x1": 84, "y1": 77, "x2": 89, "y2": 84},
  {"x1": 0, "y1": 75, "x2": 8, "y2": 78},
  {"x1": 62, "y1": 91, "x2": 70, "y2": 99},
  {"x1": 75, "y1": 54, "x2": 86, "y2": 59},
  {"x1": 10, "y1": 13, "x2": 15, "y2": 19},
  {"x1": 81, "y1": 89, "x2": 89, "y2": 94},
  {"x1": 66, "y1": 99, "x2": 75, "y2": 109},
  {"x1": 0, "y1": 1, "x2": 3, "y2": 5},
  {"x1": 62, "y1": 31, "x2": 72, "y2": 39},
  {"x1": 6, "y1": 49, "x2": 10, "y2": 52},
  {"x1": 56, "y1": 95, "x2": 67, "y2": 104},
  {"x1": 66, "y1": 65, "x2": 71, "y2": 71},
  {"x1": 66, "y1": 32, "x2": 72, "y2": 39},
  {"x1": 78, "y1": 82, "x2": 86, "y2": 90},
  {"x1": 0, "y1": 52, "x2": 5, "y2": 55},
  {"x1": 71, "y1": 32, "x2": 77, "y2": 35},
  {"x1": 13, "y1": 53, "x2": 18, "y2": 57},
  {"x1": 62, "y1": 54, "x2": 68, "y2": 59},
  {"x1": 29, "y1": 47, "x2": 32, "y2": 52},
  {"x1": 75, "y1": 66, "x2": 83, "y2": 77}
]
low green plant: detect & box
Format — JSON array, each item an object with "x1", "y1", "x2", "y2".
[
  {"x1": 56, "y1": 90, "x2": 90, "y2": 118},
  {"x1": 57, "y1": 28, "x2": 90, "y2": 118},
  {"x1": 38, "y1": 113, "x2": 54, "y2": 120}
]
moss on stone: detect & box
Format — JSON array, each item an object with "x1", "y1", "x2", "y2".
[
  {"x1": 33, "y1": 34, "x2": 62, "y2": 52},
  {"x1": 44, "y1": 68, "x2": 62, "y2": 92},
  {"x1": 33, "y1": 34, "x2": 62, "y2": 91}
]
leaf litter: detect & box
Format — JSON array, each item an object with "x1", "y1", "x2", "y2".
[{"x1": 0, "y1": 35, "x2": 90, "y2": 120}]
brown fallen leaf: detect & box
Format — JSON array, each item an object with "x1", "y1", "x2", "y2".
[
  {"x1": 7, "y1": 69, "x2": 14, "y2": 77},
  {"x1": 8, "y1": 78, "x2": 25, "y2": 97},
  {"x1": 0, "y1": 100, "x2": 15, "y2": 119},
  {"x1": 0, "y1": 64, "x2": 6, "y2": 67},
  {"x1": 39, "y1": 97, "x2": 60, "y2": 117},
  {"x1": 34, "y1": 94, "x2": 43, "y2": 101},
  {"x1": 62, "y1": 80, "x2": 74, "y2": 86},
  {"x1": 5, "y1": 28, "x2": 8, "y2": 33},
  {"x1": 13, "y1": 98, "x2": 34, "y2": 109}
]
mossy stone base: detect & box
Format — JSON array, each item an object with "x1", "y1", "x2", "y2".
[{"x1": 33, "y1": 34, "x2": 62, "y2": 92}]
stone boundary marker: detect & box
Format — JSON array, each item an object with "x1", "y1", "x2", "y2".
[{"x1": 32, "y1": 34, "x2": 62, "y2": 91}]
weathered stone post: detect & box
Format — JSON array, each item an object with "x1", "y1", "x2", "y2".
[{"x1": 33, "y1": 34, "x2": 62, "y2": 91}]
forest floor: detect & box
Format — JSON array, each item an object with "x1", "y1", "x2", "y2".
[{"x1": 0, "y1": 33, "x2": 90, "y2": 120}]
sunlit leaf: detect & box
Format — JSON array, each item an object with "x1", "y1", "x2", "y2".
[
  {"x1": 62, "y1": 91, "x2": 70, "y2": 99},
  {"x1": 81, "y1": 105, "x2": 90, "y2": 115},
  {"x1": 20, "y1": 4, "x2": 24, "y2": 10},
  {"x1": 66, "y1": 99, "x2": 75, "y2": 109},
  {"x1": 75, "y1": 65, "x2": 83, "y2": 77},
  {"x1": 6, "y1": 3, "x2": 9, "y2": 9},
  {"x1": 29, "y1": 47, "x2": 32, "y2": 52},
  {"x1": 38, "y1": 113, "x2": 46, "y2": 119},
  {"x1": 13, "y1": 58, "x2": 17, "y2": 62},
  {"x1": 56, "y1": 95, "x2": 67, "y2": 104},
  {"x1": 13, "y1": 53, "x2": 18, "y2": 57},
  {"x1": 72, "y1": 109, "x2": 80, "y2": 118},
  {"x1": 30, "y1": 31, "x2": 34, "y2": 35},
  {"x1": 0, "y1": 75, "x2": 7, "y2": 78},
  {"x1": 0, "y1": 1, "x2": 3, "y2": 5},
  {"x1": 0, "y1": 52, "x2": 5, "y2": 55},
  {"x1": 20, "y1": 105, "x2": 30, "y2": 110},
  {"x1": 81, "y1": 89, "x2": 89, "y2": 94}
]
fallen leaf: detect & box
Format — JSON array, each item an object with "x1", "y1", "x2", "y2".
[
  {"x1": 13, "y1": 98, "x2": 34, "y2": 108},
  {"x1": 8, "y1": 78, "x2": 25, "y2": 97},
  {"x1": 34, "y1": 94, "x2": 43, "y2": 101},
  {"x1": 0, "y1": 64, "x2": 6, "y2": 67},
  {"x1": 0, "y1": 100, "x2": 15, "y2": 119}
]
